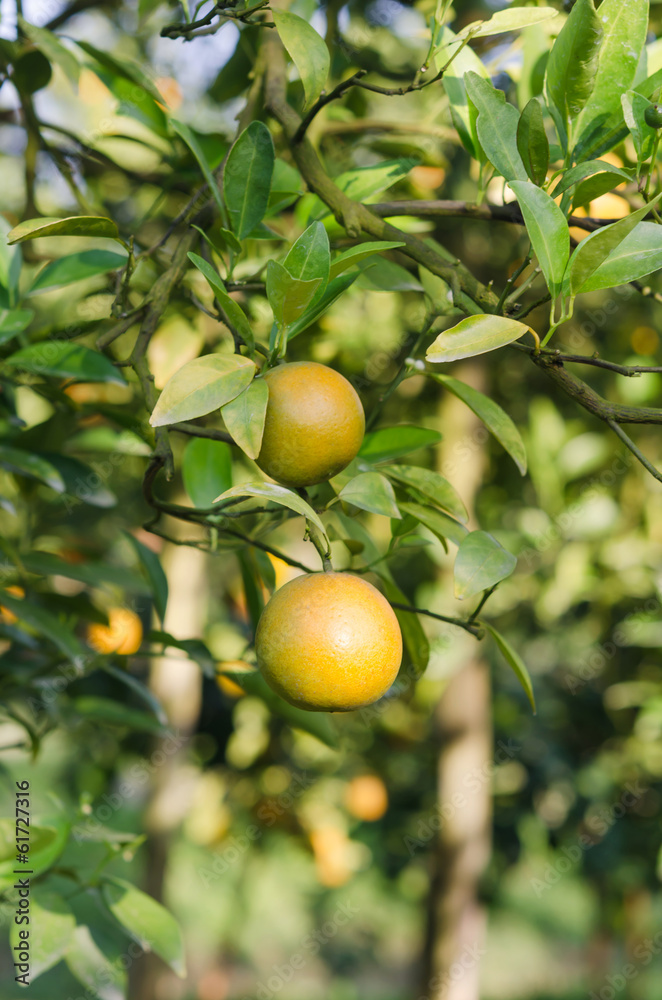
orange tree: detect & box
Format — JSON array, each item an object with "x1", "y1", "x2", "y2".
[{"x1": 2, "y1": 0, "x2": 662, "y2": 995}]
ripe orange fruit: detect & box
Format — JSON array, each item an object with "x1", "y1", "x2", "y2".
[
  {"x1": 345, "y1": 775, "x2": 388, "y2": 821},
  {"x1": 87, "y1": 607, "x2": 143, "y2": 655},
  {"x1": 0, "y1": 586, "x2": 25, "y2": 625},
  {"x1": 255, "y1": 572, "x2": 402, "y2": 712},
  {"x1": 256, "y1": 362, "x2": 364, "y2": 488}
]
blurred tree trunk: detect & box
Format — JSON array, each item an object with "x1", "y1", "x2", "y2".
[
  {"x1": 420, "y1": 365, "x2": 493, "y2": 1000},
  {"x1": 129, "y1": 539, "x2": 207, "y2": 1000}
]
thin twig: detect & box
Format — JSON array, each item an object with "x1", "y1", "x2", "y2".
[{"x1": 389, "y1": 602, "x2": 483, "y2": 637}]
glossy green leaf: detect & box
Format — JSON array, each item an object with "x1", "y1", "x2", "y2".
[
  {"x1": 551, "y1": 158, "x2": 633, "y2": 197},
  {"x1": 385, "y1": 465, "x2": 468, "y2": 521},
  {"x1": 426, "y1": 314, "x2": 531, "y2": 364},
  {"x1": 456, "y1": 6, "x2": 558, "y2": 39},
  {"x1": 574, "y1": 0, "x2": 649, "y2": 157},
  {"x1": 171, "y1": 118, "x2": 224, "y2": 216},
  {"x1": 0, "y1": 446, "x2": 66, "y2": 492},
  {"x1": 454, "y1": 530, "x2": 517, "y2": 599},
  {"x1": 182, "y1": 437, "x2": 232, "y2": 508},
  {"x1": 287, "y1": 271, "x2": 359, "y2": 340},
  {"x1": 378, "y1": 576, "x2": 430, "y2": 673},
  {"x1": 398, "y1": 501, "x2": 468, "y2": 547},
  {"x1": 483, "y1": 622, "x2": 536, "y2": 712},
  {"x1": 221, "y1": 378, "x2": 268, "y2": 459},
  {"x1": 572, "y1": 171, "x2": 629, "y2": 211},
  {"x1": 0, "y1": 309, "x2": 34, "y2": 345},
  {"x1": 187, "y1": 252, "x2": 254, "y2": 352},
  {"x1": 359, "y1": 426, "x2": 442, "y2": 464},
  {"x1": 18, "y1": 17, "x2": 80, "y2": 84},
  {"x1": 65, "y1": 925, "x2": 127, "y2": 1000},
  {"x1": 0, "y1": 588, "x2": 88, "y2": 666},
  {"x1": 429, "y1": 374, "x2": 528, "y2": 475},
  {"x1": 124, "y1": 532, "x2": 168, "y2": 623},
  {"x1": 272, "y1": 9, "x2": 330, "y2": 109},
  {"x1": 223, "y1": 121, "x2": 275, "y2": 239},
  {"x1": 509, "y1": 180, "x2": 570, "y2": 297},
  {"x1": 0, "y1": 815, "x2": 70, "y2": 883},
  {"x1": 149, "y1": 354, "x2": 256, "y2": 427},
  {"x1": 464, "y1": 72, "x2": 527, "y2": 181},
  {"x1": 102, "y1": 877, "x2": 186, "y2": 977},
  {"x1": 517, "y1": 99, "x2": 549, "y2": 186},
  {"x1": 225, "y1": 667, "x2": 338, "y2": 746},
  {"x1": 284, "y1": 221, "x2": 330, "y2": 285},
  {"x1": 622, "y1": 90, "x2": 660, "y2": 165},
  {"x1": 7, "y1": 215, "x2": 121, "y2": 245},
  {"x1": 192, "y1": 223, "x2": 242, "y2": 257},
  {"x1": 5, "y1": 342, "x2": 127, "y2": 385},
  {"x1": 543, "y1": 0, "x2": 602, "y2": 150},
  {"x1": 266, "y1": 259, "x2": 322, "y2": 329},
  {"x1": 338, "y1": 472, "x2": 401, "y2": 518},
  {"x1": 30, "y1": 249, "x2": 127, "y2": 293},
  {"x1": 436, "y1": 26, "x2": 490, "y2": 159},
  {"x1": 567, "y1": 192, "x2": 662, "y2": 295},
  {"x1": 10, "y1": 889, "x2": 75, "y2": 980},
  {"x1": 73, "y1": 697, "x2": 165, "y2": 733},
  {"x1": 328, "y1": 241, "x2": 405, "y2": 281},
  {"x1": 214, "y1": 481, "x2": 330, "y2": 546},
  {"x1": 577, "y1": 221, "x2": 662, "y2": 292}
]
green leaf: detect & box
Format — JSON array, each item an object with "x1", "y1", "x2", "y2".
[
  {"x1": 192, "y1": 223, "x2": 242, "y2": 257},
  {"x1": 0, "y1": 216, "x2": 22, "y2": 303},
  {"x1": 328, "y1": 241, "x2": 405, "y2": 281},
  {"x1": 272, "y1": 9, "x2": 330, "y2": 109},
  {"x1": 338, "y1": 472, "x2": 401, "y2": 518},
  {"x1": 436, "y1": 26, "x2": 489, "y2": 159},
  {"x1": 572, "y1": 171, "x2": 629, "y2": 211},
  {"x1": 0, "y1": 588, "x2": 88, "y2": 666},
  {"x1": 429, "y1": 374, "x2": 528, "y2": 475},
  {"x1": 73, "y1": 697, "x2": 166, "y2": 733},
  {"x1": 308, "y1": 160, "x2": 417, "y2": 221},
  {"x1": 426, "y1": 314, "x2": 531, "y2": 364},
  {"x1": 266, "y1": 259, "x2": 322, "y2": 329},
  {"x1": 30, "y1": 249, "x2": 127, "y2": 294},
  {"x1": 0, "y1": 815, "x2": 70, "y2": 883},
  {"x1": 622, "y1": 90, "x2": 659, "y2": 165},
  {"x1": 456, "y1": 6, "x2": 559, "y2": 39},
  {"x1": 287, "y1": 271, "x2": 359, "y2": 340},
  {"x1": 65, "y1": 924, "x2": 127, "y2": 1000},
  {"x1": 149, "y1": 630, "x2": 216, "y2": 678},
  {"x1": 567, "y1": 192, "x2": 662, "y2": 295},
  {"x1": 464, "y1": 72, "x2": 527, "y2": 181},
  {"x1": 0, "y1": 309, "x2": 33, "y2": 345},
  {"x1": 398, "y1": 501, "x2": 468, "y2": 547},
  {"x1": 5, "y1": 342, "x2": 127, "y2": 385},
  {"x1": 22, "y1": 550, "x2": 148, "y2": 593},
  {"x1": 7, "y1": 216, "x2": 121, "y2": 245},
  {"x1": 576, "y1": 221, "x2": 662, "y2": 292},
  {"x1": 508, "y1": 180, "x2": 570, "y2": 297},
  {"x1": 482, "y1": 622, "x2": 536, "y2": 712},
  {"x1": 223, "y1": 121, "x2": 275, "y2": 239},
  {"x1": 182, "y1": 437, "x2": 232, "y2": 508},
  {"x1": 18, "y1": 17, "x2": 80, "y2": 85},
  {"x1": 574, "y1": 0, "x2": 649, "y2": 158},
  {"x1": 214, "y1": 481, "x2": 330, "y2": 548},
  {"x1": 551, "y1": 158, "x2": 633, "y2": 197},
  {"x1": 544, "y1": 0, "x2": 602, "y2": 151},
  {"x1": 0, "y1": 445, "x2": 65, "y2": 492},
  {"x1": 124, "y1": 532, "x2": 168, "y2": 624},
  {"x1": 187, "y1": 252, "x2": 254, "y2": 352},
  {"x1": 378, "y1": 576, "x2": 430, "y2": 672},
  {"x1": 385, "y1": 465, "x2": 467, "y2": 521},
  {"x1": 221, "y1": 378, "x2": 268, "y2": 460},
  {"x1": 225, "y1": 666, "x2": 338, "y2": 746},
  {"x1": 42, "y1": 453, "x2": 116, "y2": 508},
  {"x1": 284, "y1": 221, "x2": 330, "y2": 302},
  {"x1": 102, "y1": 877, "x2": 186, "y2": 977},
  {"x1": 75, "y1": 38, "x2": 162, "y2": 100},
  {"x1": 171, "y1": 118, "x2": 224, "y2": 217},
  {"x1": 359, "y1": 426, "x2": 442, "y2": 464},
  {"x1": 454, "y1": 530, "x2": 517, "y2": 600},
  {"x1": 149, "y1": 354, "x2": 256, "y2": 427},
  {"x1": 10, "y1": 889, "x2": 75, "y2": 980},
  {"x1": 102, "y1": 662, "x2": 169, "y2": 726},
  {"x1": 355, "y1": 257, "x2": 423, "y2": 293},
  {"x1": 517, "y1": 99, "x2": 550, "y2": 186}
]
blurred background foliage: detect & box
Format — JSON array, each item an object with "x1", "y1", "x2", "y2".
[{"x1": 1, "y1": 0, "x2": 662, "y2": 998}]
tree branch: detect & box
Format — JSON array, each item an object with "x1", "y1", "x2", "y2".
[
  {"x1": 369, "y1": 200, "x2": 610, "y2": 233},
  {"x1": 389, "y1": 602, "x2": 483, "y2": 638}
]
